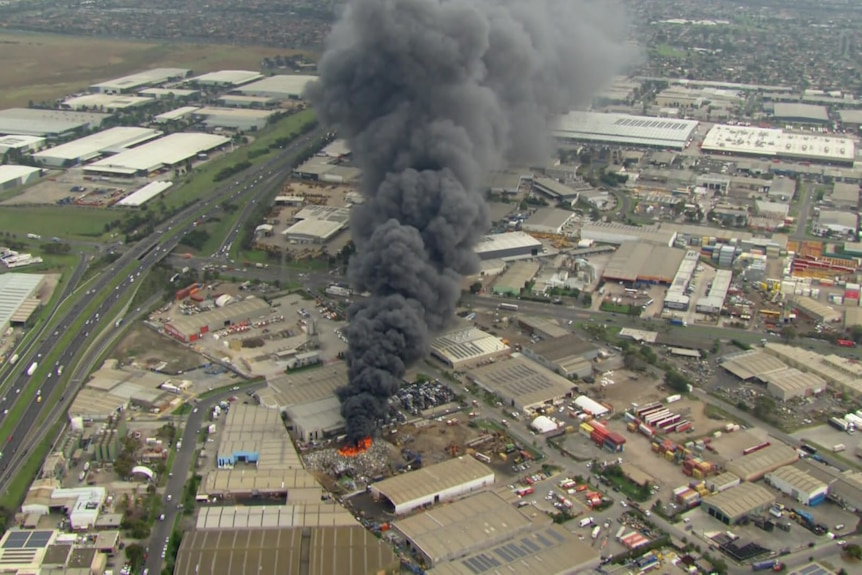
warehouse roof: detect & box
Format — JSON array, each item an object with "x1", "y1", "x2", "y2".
[
  {"x1": 531, "y1": 176, "x2": 581, "y2": 200},
  {"x1": 790, "y1": 296, "x2": 842, "y2": 322},
  {"x1": 720, "y1": 351, "x2": 788, "y2": 381},
  {"x1": 218, "y1": 95, "x2": 278, "y2": 106},
  {"x1": 173, "y1": 527, "x2": 398, "y2": 575},
  {"x1": 0, "y1": 108, "x2": 108, "y2": 137},
  {"x1": 63, "y1": 93, "x2": 153, "y2": 111},
  {"x1": 203, "y1": 468, "x2": 319, "y2": 496},
  {"x1": 284, "y1": 396, "x2": 345, "y2": 438},
  {"x1": 236, "y1": 74, "x2": 317, "y2": 99},
  {"x1": 431, "y1": 327, "x2": 509, "y2": 366},
  {"x1": 766, "y1": 465, "x2": 828, "y2": 494},
  {"x1": 764, "y1": 343, "x2": 862, "y2": 395},
  {"x1": 550, "y1": 111, "x2": 699, "y2": 149},
  {"x1": 393, "y1": 492, "x2": 534, "y2": 565},
  {"x1": 428, "y1": 524, "x2": 598, "y2": 575},
  {"x1": 839, "y1": 109, "x2": 862, "y2": 124},
  {"x1": 90, "y1": 68, "x2": 189, "y2": 92},
  {"x1": 265, "y1": 365, "x2": 348, "y2": 408},
  {"x1": 0, "y1": 135, "x2": 44, "y2": 149},
  {"x1": 195, "y1": 504, "x2": 356, "y2": 530},
  {"x1": 67, "y1": 388, "x2": 128, "y2": 420},
  {"x1": 771, "y1": 103, "x2": 829, "y2": 122},
  {"x1": 603, "y1": 242, "x2": 685, "y2": 283},
  {"x1": 0, "y1": 273, "x2": 44, "y2": 329},
  {"x1": 218, "y1": 405, "x2": 303, "y2": 470},
  {"x1": 153, "y1": 106, "x2": 201, "y2": 122},
  {"x1": 282, "y1": 206, "x2": 350, "y2": 240},
  {"x1": 117, "y1": 181, "x2": 173, "y2": 207},
  {"x1": 474, "y1": 232, "x2": 542, "y2": 259},
  {"x1": 527, "y1": 333, "x2": 597, "y2": 363},
  {"x1": 818, "y1": 209, "x2": 858, "y2": 229},
  {"x1": 762, "y1": 368, "x2": 826, "y2": 395},
  {"x1": 493, "y1": 261, "x2": 540, "y2": 294},
  {"x1": 190, "y1": 70, "x2": 263, "y2": 86},
  {"x1": 831, "y1": 182, "x2": 859, "y2": 205},
  {"x1": 702, "y1": 124, "x2": 855, "y2": 163},
  {"x1": 726, "y1": 443, "x2": 799, "y2": 481},
  {"x1": 138, "y1": 88, "x2": 199, "y2": 99},
  {"x1": 372, "y1": 457, "x2": 493, "y2": 509},
  {"x1": 517, "y1": 316, "x2": 569, "y2": 339},
  {"x1": 709, "y1": 472, "x2": 740, "y2": 491},
  {"x1": 580, "y1": 221, "x2": 677, "y2": 246},
  {"x1": 33, "y1": 127, "x2": 162, "y2": 164},
  {"x1": 85, "y1": 132, "x2": 230, "y2": 175},
  {"x1": 521, "y1": 208, "x2": 574, "y2": 234},
  {"x1": 703, "y1": 482, "x2": 775, "y2": 520},
  {"x1": 0, "y1": 165, "x2": 40, "y2": 187},
  {"x1": 195, "y1": 107, "x2": 277, "y2": 121},
  {"x1": 467, "y1": 354, "x2": 575, "y2": 409},
  {"x1": 166, "y1": 297, "x2": 271, "y2": 336}
]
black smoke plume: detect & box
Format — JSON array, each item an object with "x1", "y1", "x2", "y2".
[{"x1": 307, "y1": 0, "x2": 631, "y2": 443}]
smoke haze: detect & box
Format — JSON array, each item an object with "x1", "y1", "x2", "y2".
[{"x1": 306, "y1": 0, "x2": 631, "y2": 442}]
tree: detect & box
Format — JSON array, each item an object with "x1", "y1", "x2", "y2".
[
  {"x1": 469, "y1": 281, "x2": 483, "y2": 294},
  {"x1": 780, "y1": 326, "x2": 797, "y2": 342},
  {"x1": 125, "y1": 543, "x2": 147, "y2": 572},
  {"x1": 582, "y1": 294, "x2": 592, "y2": 307},
  {"x1": 843, "y1": 543, "x2": 862, "y2": 560},
  {"x1": 664, "y1": 369, "x2": 690, "y2": 393}
]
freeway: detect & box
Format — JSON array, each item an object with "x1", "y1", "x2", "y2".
[{"x1": 0, "y1": 128, "x2": 325, "y2": 486}]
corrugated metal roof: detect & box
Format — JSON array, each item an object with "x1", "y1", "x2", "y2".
[
  {"x1": 726, "y1": 443, "x2": 799, "y2": 481},
  {"x1": 766, "y1": 465, "x2": 828, "y2": 495},
  {"x1": 371, "y1": 457, "x2": 494, "y2": 508},
  {"x1": 702, "y1": 482, "x2": 775, "y2": 519}
]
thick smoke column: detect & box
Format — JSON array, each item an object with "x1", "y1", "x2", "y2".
[{"x1": 307, "y1": 0, "x2": 630, "y2": 442}]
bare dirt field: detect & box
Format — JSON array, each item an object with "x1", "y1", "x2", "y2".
[
  {"x1": 706, "y1": 428, "x2": 772, "y2": 464},
  {"x1": 111, "y1": 324, "x2": 204, "y2": 372},
  {"x1": 0, "y1": 33, "x2": 314, "y2": 108},
  {"x1": 390, "y1": 419, "x2": 485, "y2": 467}
]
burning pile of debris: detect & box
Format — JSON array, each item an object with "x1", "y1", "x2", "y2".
[{"x1": 303, "y1": 437, "x2": 391, "y2": 479}]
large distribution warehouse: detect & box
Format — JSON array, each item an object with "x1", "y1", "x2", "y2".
[
  {"x1": 550, "y1": 111, "x2": 699, "y2": 150},
  {"x1": 369, "y1": 457, "x2": 494, "y2": 515},
  {"x1": 32, "y1": 127, "x2": 162, "y2": 167},
  {"x1": 89, "y1": 68, "x2": 190, "y2": 93},
  {"x1": 0, "y1": 273, "x2": 46, "y2": 333},
  {"x1": 474, "y1": 232, "x2": 542, "y2": 261},
  {"x1": 0, "y1": 166, "x2": 41, "y2": 190},
  {"x1": 163, "y1": 298, "x2": 272, "y2": 342},
  {"x1": 602, "y1": 243, "x2": 686, "y2": 285},
  {"x1": 765, "y1": 466, "x2": 828, "y2": 506},
  {"x1": 0, "y1": 108, "x2": 108, "y2": 139},
  {"x1": 83, "y1": 132, "x2": 230, "y2": 176},
  {"x1": 235, "y1": 75, "x2": 317, "y2": 100},
  {"x1": 701, "y1": 482, "x2": 776, "y2": 525},
  {"x1": 430, "y1": 327, "x2": 510, "y2": 369},
  {"x1": 725, "y1": 443, "x2": 799, "y2": 482},
  {"x1": 702, "y1": 124, "x2": 856, "y2": 165},
  {"x1": 465, "y1": 354, "x2": 575, "y2": 412}
]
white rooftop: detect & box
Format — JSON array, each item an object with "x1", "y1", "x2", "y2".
[
  {"x1": 33, "y1": 127, "x2": 162, "y2": 163},
  {"x1": 117, "y1": 181, "x2": 173, "y2": 206},
  {"x1": 0, "y1": 165, "x2": 40, "y2": 186},
  {"x1": 702, "y1": 124, "x2": 855, "y2": 163},
  {"x1": 0, "y1": 272, "x2": 44, "y2": 330},
  {"x1": 90, "y1": 68, "x2": 190, "y2": 92},
  {"x1": 236, "y1": 74, "x2": 317, "y2": 99},
  {"x1": 84, "y1": 132, "x2": 230, "y2": 175},
  {"x1": 474, "y1": 231, "x2": 542, "y2": 259},
  {"x1": 190, "y1": 70, "x2": 263, "y2": 86},
  {"x1": 551, "y1": 111, "x2": 699, "y2": 149},
  {"x1": 0, "y1": 135, "x2": 44, "y2": 149},
  {"x1": 63, "y1": 93, "x2": 153, "y2": 111},
  {"x1": 153, "y1": 107, "x2": 201, "y2": 122}
]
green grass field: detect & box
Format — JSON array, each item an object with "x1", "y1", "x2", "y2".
[{"x1": 0, "y1": 207, "x2": 116, "y2": 240}]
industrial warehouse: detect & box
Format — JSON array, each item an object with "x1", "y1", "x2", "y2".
[
  {"x1": 188, "y1": 70, "x2": 263, "y2": 87},
  {"x1": 89, "y1": 68, "x2": 190, "y2": 93},
  {"x1": 281, "y1": 206, "x2": 351, "y2": 244},
  {"x1": 762, "y1": 343, "x2": 862, "y2": 399},
  {"x1": 193, "y1": 107, "x2": 278, "y2": 131},
  {"x1": 550, "y1": 111, "x2": 700, "y2": 150},
  {"x1": 163, "y1": 297, "x2": 273, "y2": 343},
  {"x1": 473, "y1": 232, "x2": 542, "y2": 261},
  {"x1": 465, "y1": 354, "x2": 576, "y2": 412},
  {"x1": 0, "y1": 165, "x2": 41, "y2": 190},
  {"x1": 0, "y1": 135, "x2": 44, "y2": 155},
  {"x1": 0, "y1": 108, "x2": 108, "y2": 139},
  {"x1": 725, "y1": 443, "x2": 799, "y2": 482},
  {"x1": 520, "y1": 208, "x2": 576, "y2": 235},
  {"x1": 701, "y1": 482, "x2": 776, "y2": 525},
  {"x1": 116, "y1": 181, "x2": 174, "y2": 207},
  {"x1": 369, "y1": 457, "x2": 495, "y2": 515},
  {"x1": 0, "y1": 273, "x2": 46, "y2": 333},
  {"x1": 764, "y1": 466, "x2": 829, "y2": 506},
  {"x1": 701, "y1": 124, "x2": 856, "y2": 165},
  {"x1": 62, "y1": 93, "x2": 154, "y2": 112},
  {"x1": 32, "y1": 126, "x2": 162, "y2": 167},
  {"x1": 82, "y1": 132, "x2": 230, "y2": 176},
  {"x1": 234, "y1": 74, "x2": 317, "y2": 100},
  {"x1": 602, "y1": 242, "x2": 686, "y2": 285},
  {"x1": 430, "y1": 326, "x2": 510, "y2": 369},
  {"x1": 215, "y1": 405, "x2": 303, "y2": 470}
]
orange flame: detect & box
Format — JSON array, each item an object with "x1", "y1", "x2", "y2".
[{"x1": 338, "y1": 437, "x2": 372, "y2": 457}]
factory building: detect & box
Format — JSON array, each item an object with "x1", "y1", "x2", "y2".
[
  {"x1": 193, "y1": 107, "x2": 277, "y2": 131},
  {"x1": 194, "y1": 504, "x2": 356, "y2": 530},
  {"x1": 138, "y1": 87, "x2": 199, "y2": 100},
  {"x1": 788, "y1": 296, "x2": 842, "y2": 323},
  {"x1": 215, "y1": 404, "x2": 303, "y2": 470},
  {"x1": 531, "y1": 176, "x2": 582, "y2": 202},
  {"x1": 829, "y1": 182, "x2": 860, "y2": 209},
  {"x1": 763, "y1": 343, "x2": 862, "y2": 399},
  {"x1": 116, "y1": 181, "x2": 173, "y2": 207},
  {"x1": 816, "y1": 209, "x2": 857, "y2": 236},
  {"x1": 281, "y1": 206, "x2": 350, "y2": 244},
  {"x1": 765, "y1": 466, "x2": 828, "y2": 506},
  {"x1": 706, "y1": 472, "x2": 741, "y2": 494},
  {"x1": 701, "y1": 482, "x2": 776, "y2": 525},
  {"x1": 0, "y1": 272, "x2": 46, "y2": 333},
  {"x1": 769, "y1": 103, "x2": 830, "y2": 124},
  {"x1": 369, "y1": 457, "x2": 494, "y2": 515},
  {"x1": 492, "y1": 261, "x2": 540, "y2": 296},
  {"x1": 217, "y1": 94, "x2": 278, "y2": 108},
  {"x1": 292, "y1": 155, "x2": 361, "y2": 183},
  {"x1": 0, "y1": 165, "x2": 41, "y2": 190},
  {"x1": 262, "y1": 365, "x2": 348, "y2": 442},
  {"x1": 474, "y1": 232, "x2": 542, "y2": 261},
  {"x1": 767, "y1": 177, "x2": 796, "y2": 202},
  {"x1": 0, "y1": 134, "x2": 44, "y2": 155},
  {"x1": 579, "y1": 222, "x2": 677, "y2": 247},
  {"x1": 521, "y1": 208, "x2": 576, "y2": 235},
  {"x1": 430, "y1": 326, "x2": 510, "y2": 369},
  {"x1": 696, "y1": 269, "x2": 733, "y2": 314},
  {"x1": 663, "y1": 250, "x2": 701, "y2": 311},
  {"x1": 762, "y1": 369, "x2": 826, "y2": 401},
  {"x1": 0, "y1": 108, "x2": 108, "y2": 139},
  {"x1": 702, "y1": 124, "x2": 855, "y2": 166},
  {"x1": 83, "y1": 132, "x2": 230, "y2": 177},
  {"x1": 235, "y1": 74, "x2": 317, "y2": 100},
  {"x1": 550, "y1": 111, "x2": 699, "y2": 151},
  {"x1": 188, "y1": 70, "x2": 263, "y2": 87},
  {"x1": 516, "y1": 316, "x2": 569, "y2": 339},
  {"x1": 62, "y1": 93, "x2": 154, "y2": 112},
  {"x1": 163, "y1": 297, "x2": 272, "y2": 343},
  {"x1": 795, "y1": 458, "x2": 862, "y2": 512},
  {"x1": 153, "y1": 106, "x2": 201, "y2": 123},
  {"x1": 392, "y1": 492, "x2": 534, "y2": 568},
  {"x1": 465, "y1": 354, "x2": 575, "y2": 412},
  {"x1": 520, "y1": 333, "x2": 598, "y2": 380},
  {"x1": 32, "y1": 126, "x2": 162, "y2": 167},
  {"x1": 90, "y1": 68, "x2": 190, "y2": 93},
  {"x1": 602, "y1": 243, "x2": 686, "y2": 285},
  {"x1": 174, "y1": 527, "x2": 399, "y2": 575},
  {"x1": 725, "y1": 443, "x2": 799, "y2": 482}
]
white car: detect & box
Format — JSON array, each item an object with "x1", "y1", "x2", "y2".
[{"x1": 837, "y1": 539, "x2": 847, "y2": 546}]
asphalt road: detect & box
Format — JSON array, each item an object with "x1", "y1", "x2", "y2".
[
  {"x1": 792, "y1": 182, "x2": 813, "y2": 241},
  {"x1": 144, "y1": 381, "x2": 267, "y2": 575},
  {"x1": 0, "y1": 130, "x2": 324, "y2": 486}
]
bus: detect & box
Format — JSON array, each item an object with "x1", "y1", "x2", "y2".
[{"x1": 498, "y1": 303, "x2": 519, "y2": 312}]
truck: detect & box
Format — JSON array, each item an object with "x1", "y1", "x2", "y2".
[
  {"x1": 578, "y1": 516, "x2": 594, "y2": 528},
  {"x1": 829, "y1": 417, "x2": 853, "y2": 433},
  {"x1": 498, "y1": 303, "x2": 519, "y2": 312},
  {"x1": 8, "y1": 354, "x2": 18, "y2": 365},
  {"x1": 26, "y1": 362, "x2": 38, "y2": 376},
  {"x1": 591, "y1": 526, "x2": 601, "y2": 540},
  {"x1": 833, "y1": 443, "x2": 846, "y2": 453},
  {"x1": 751, "y1": 559, "x2": 783, "y2": 572},
  {"x1": 837, "y1": 339, "x2": 856, "y2": 348},
  {"x1": 26, "y1": 233, "x2": 41, "y2": 240},
  {"x1": 668, "y1": 318, "x2": 687, "y2": 327}
]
